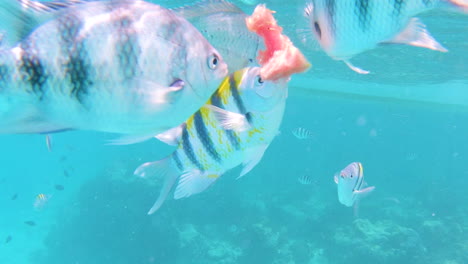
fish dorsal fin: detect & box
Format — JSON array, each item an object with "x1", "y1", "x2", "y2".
[
  {"x1": 17, "y1": 0, "x2": 87, "y2": 14},
  {"x1": 238, "y1": 144, "x2": 268, "y2": 179},
  {"x1": 154, "y1": 124, "x2": 185, "y2": 146},
  {"x1": 385, "y1": 17, "x2": 448, "y2": 52},
  {"x1": 173, "y1": 170, "x2": 218, "y2": 199},
  {"x1": 106, "y1": 134, "x2": 156, "y2": 145},
  {"x1": 173, "y1": 0, "x2": 243, "y2": 20},
  {"x1": 0, "y1": 0, "x2": 84, "y2": 46}
]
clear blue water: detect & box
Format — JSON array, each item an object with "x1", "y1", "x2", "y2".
[{"x1": 1, "y1": 1, "x2": 468, "y2": 263}]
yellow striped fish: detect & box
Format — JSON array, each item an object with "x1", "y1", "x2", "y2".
[
  {"x1": 135, "y1": 67, "x2": 289, "y2": 214},
  {"x1": 33, "y1": 193, "x2": 50, "y2": 209}
]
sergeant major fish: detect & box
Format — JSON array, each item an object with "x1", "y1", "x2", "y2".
[
  {"x1": 302, "y1": 0, "x2": 468, "y2": 74},
  {"x1": 0, "y1": 0, "x2": 228, "y2": 137},
  {"x1": 334, "y1": 162, "x2": 375, "y2": 207},
  {"x1": 135, "y1": 67, "x2": 289, "y2": 214}
]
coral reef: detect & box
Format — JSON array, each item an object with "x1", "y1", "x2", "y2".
[{"x1": 332, "y1": 218, "x2": 426, "y2": 263}]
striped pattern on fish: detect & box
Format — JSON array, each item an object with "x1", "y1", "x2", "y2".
[
  {"x1": 135, "y1": 67, "x2": 289, "y2": 214},
  {"x1": 334, "y1": 162, "x2": 375, "y2": 207},
  {"x1": 0, "y1": 0, "x2": 227, "y2": 135},
  {"x1": 303, "y1": 0, "x2": 467, "y2": 73}
]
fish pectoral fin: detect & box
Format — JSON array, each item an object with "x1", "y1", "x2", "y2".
[
  {"x1": 384, "y1": 18, "x2": 448, "y2": 52},
  {"x1": 136, "y1": 79, "x2": 185, "y2": 106},
  {"x1": 106, "y1": 134, "x2": 156, "y2": 145},
  {"x1": 238, "y1": 144, "x2": 268, "y2": 179},
  {"x1": 173, "y1": 170, "x2": 218, "y2": 199},
  {"x1": 154, "y1": 124, "x2": 185, "y2": 146},
  {"x1": 343, "y1": 60, "x2": 370, "y2": 74},
  {"x1": 204, "y1": 105, "x2": 251, "y2": 132},
  {"x1": 353, "y1": 186, "x2": 375, "y2": 198},
  {"x1": 134, "y1": 157, "x2": 180, "y2": 215}
]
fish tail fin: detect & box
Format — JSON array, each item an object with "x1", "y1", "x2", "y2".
[
  {"x1": 134, "y1": 156, "x2": 181, "y2": 215},
  {"x1": 441, "y1": 0, "x2": 468, "y2": 13}
]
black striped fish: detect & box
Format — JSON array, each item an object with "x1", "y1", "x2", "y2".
[
  {"x1": 334, "y1": 162, "x2": 375, "y2": 207},
  {"x1": 292, "y1": 127, "x2": 314, "y2": 140},
  {"x1": 0, "y1": 0, "x2": 227, "y2": 136},
  {"x1": 302, "y1": 0, "x2": 468, "y2": 74},
  {"x1": 135, "y1": 67, "x2": 289, "y2": 214}
]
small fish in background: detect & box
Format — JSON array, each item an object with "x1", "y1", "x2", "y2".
[
  {"x1": 54, "y1": 184, "x2": 64, "y2": 191},
  {"x1": 45, "y1": 134, "x2": 52, "y2": 152},
  {"x1": 63, "y1": 170, "x2": 70, "y2": 178},
  {"x1": 11, "y1": 193, "x2": 18, "y2": 200},
  {"x1": 5, "y1": 235, "x2": 12, "y2": 244},
  {"x1": 33, "y1": 193, "x2": 50, "y2": 210},
  {"x1": 292, "y1": 127, "x2": 314, "y2": 140},
  {"x1": 24, "y1": 221, "x2": 36, "y2": 226},
  {"x1": 405, "y1": 152, "x2": 419, "y2": 161},
  {"x1": 298, "y1": 174, "x2": 314, "y2": 185},
  {"x1": 300, "y1": 0, "x2": 468, "y2": 74},
  {"x1": 334, "y1": 162, "x2": 375, "y2": 214}
]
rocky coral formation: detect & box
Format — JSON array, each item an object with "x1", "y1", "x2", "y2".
[{"x1": 333, "y1": 218, "x2": 426, "y2": 263}]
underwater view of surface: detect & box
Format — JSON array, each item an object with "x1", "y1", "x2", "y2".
[{"x1": 0, "y1": 0, "x2": 467, "y2": 263}]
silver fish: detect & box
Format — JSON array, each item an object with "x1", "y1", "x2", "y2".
[
  {"x1": 0, "y1": 0, "x2": 228, "y2": 136},
  {"x1": 173, "y1": 0, "x2": 262, "y2": 73},
  {"x1": 135, "y1": 67, "x2": 289, "y2": 214},
  {"x1": 292, "y1": 127, "x2": 314, "y2": 140},
  {"x1": 298, "y1": 174, "x2": 314, "y2": 185},
  {"x1": 302, "y1": 0, "x2": 468, "y2": 74},
  {"x1": 334, "y1": 162, "x2": 375, "y2": 207}
]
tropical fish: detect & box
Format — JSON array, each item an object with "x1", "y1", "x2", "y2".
[
  {"x1": 33, "y1": 193, "x2": 50, "y2": 209},
  {"x1": 11, "y1": 193, "x2": 18, "y2": 200},
  {"x1": 173, "y1": 0, "x2": 261, "y2": 73},
  {"x1": 5, "y1": 235, "x2": 12, "y2": 244},
  {"x1": 24, "y1": 220, "x2": 36, "y2": 226},
  {"x1": 45, "y1": 134, "x2": 52, "y2": 152},
  {"x1": 291, "y1": 127, "x2": 314, "y2": 140},
  {"x1": 298, "y1": 174, "x2": 314, "y2": 185},
  {"x1": 246, "y1": 4, "x2": 311, "y2": 81},
  {"x1": 301, "y1": 0, "x2": 468, "y2": 74},
  {"x1": 334, "y1": 162, "x2": 375, "y2": 207},
  {"x1": 0, "y1": 0, "x2": 228, "y2": 137},
  {"x1": 54, "y1": 184, "x2": 64, "y2": 191},
  {"x1": 135, "y1": 67, "x2": 289, "y2": 214}
]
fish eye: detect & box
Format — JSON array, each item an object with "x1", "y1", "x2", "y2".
[
  {"x1": 314, "y1": 21, "x2": 321, "y2": 39},
  {"x1": 207, "y1": 54, "x2": 219, "y2": 70},
  {"x1": 256, "y1": 75, "x2": 263, "y2": 85}
]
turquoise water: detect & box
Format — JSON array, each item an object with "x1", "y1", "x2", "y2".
[{"x1": 1, "y1": 1, "x2": 468, "y2": 263}]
